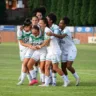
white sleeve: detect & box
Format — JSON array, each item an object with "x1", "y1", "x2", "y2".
[{"x1": 17, "y1": 29, "x2": 23, "y2": 40}]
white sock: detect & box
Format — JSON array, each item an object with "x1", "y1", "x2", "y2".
[
  {"x1": 34, "y1": 66, "x2": 38, "y2": 72},
  {"x1": 34, "y1": 66, "x2": 38, "y2": 78},
  {"x1": 27, "y1": 73, "x2": 32, "y2": 82},
  {"x1": 52, "y1": 73, "x2": 56, "y2": 84},
  {"x1": 39, "y1": 68, "x2": 42, "y2": 81},
  {"x1": 45, "y1": 76, "x2": 50, "y2": 85},
  {"x1": 61, "y1": 75, "x2": 69, "y2": 82},
  {"x1": 41, "y1": 73, "x2": 45, "y2": 83},
  {"x1": 18, "y1": 63, "x2": 23, "y2": 80},
  {"x1": 66, "y1": 75, "x2": 69, "y2": 81},
  {"x1": 73, "y1": 72, "x2": 79, "y2": 79},
  {"x1": 29, "y1": 70, "x2": 36, "y2": 79},
  {"x1": 21, "y1": 72, "x2": 26, "y2": 82},
  {"x1": 50, "y1": 69, "x2": 52, "y2": 78}
]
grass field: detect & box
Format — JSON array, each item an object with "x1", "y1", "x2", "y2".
[{"x1": 0, "y1": 43, "x2": 96, "y2": 96}]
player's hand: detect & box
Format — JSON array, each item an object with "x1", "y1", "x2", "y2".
[
  {"x1": 31, "y1": 46, "x2": 37, "y2": 50},
  {"x1": 46, "y1": 32, "x2": 53, "y2": 36},
  {"x1": 36, "y1": 45, "x2": 42, "y2": 49},
  {"x1": 28, "y1": 45, "x2": 37, "y2": 50}
]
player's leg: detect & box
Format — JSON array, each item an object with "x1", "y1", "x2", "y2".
[
  {"x1": 39, "y1": 53, "x2": 52, "y2": 86},
  {"x1": 52, "y1": 54, "x2": 69, "y2": 87},
  {"x1": 17, "y1": 58, "x2": 30, "y2": 85},
  {"x1": 51, "y1": 67, "x2": 57, "y2": 86},
  {"x1": 52, "y1": 63, "x2": 69, "y2": 87},
  {"x1": 61, "y1": 54, "x2": 69, "y2": 82},
  {"x1": 67, "y1": 48, "x2": 80, "y2": 86},
  {"x1": 18, "y1": 49, "x2": 32, "y2": 83},
  {"x1": 34, "y1": 62, "x2": 39, "y2": 79},
  {"x1": 39, "y1": 61, "x2": 45, "y2": 84},
  {"x1": 44, "y1": 60, "x2": 52, "y2": 86},
  {"x1": 27, "y1": 51, "x2": 40, "y2": 85}
]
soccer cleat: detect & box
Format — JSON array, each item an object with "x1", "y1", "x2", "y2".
[
  {"x1": 63, "y1": 80, "x2": 70, "y2": 87},
  {"x1": 76, "y1": 78, "x2": 80, "y2": 86},
  {"x1": 38, "y1": 84, "x2": 49, "y2": 87},
  {"x1": 29, "y1": 79, "x2": 38, "y2": 85},
  {"x1": 52, "y1": 83, "x2": 56, "y2": 86},
  {"x1": 17, "y1": 81, "x2": 23, "y2": 85}
]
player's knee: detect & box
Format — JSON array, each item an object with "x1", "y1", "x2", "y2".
[
  {"x1": 67, "y1": 64, "x2": 71, "y2": 69},
  {"x1": 53, "y1": 66, "x2": 58, "y2": 71},
  {"x1": 40, "y1": 67, "x2": 44, "y2": 73},
  {"x1": 45, "y1": 64, "x2": 50, "y2": 70},
  {"x1": 27, "y1": 63, "x2": 31, "y2": 69}
]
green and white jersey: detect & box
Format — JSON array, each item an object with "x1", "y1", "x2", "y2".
[
  {"x1": 17, "y1": 29, "x2": 32, "y2": 61},
  {"x1": 17, "y1": 30, "x2": 31, "y2": 43},
  {"x1": 29, "y1": 32, "x2": 44, "y2": 46}
]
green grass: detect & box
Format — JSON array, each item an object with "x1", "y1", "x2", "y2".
[{"x1": 0, "y1": 43, "x2": 96, "y2": 96}]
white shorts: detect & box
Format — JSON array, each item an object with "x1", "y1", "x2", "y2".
[
  {"x1": 46, "y1": 53, "x2": 61, "y2": 64},
  {"x1": 24, "y1": 49, "x2": 34, "y2": 59},
  {"x1": 31, "y1": 48, "x2": 47, "y2": 62},
  {"x1": 19, "y1": 48, "x2": 28, "y2": 61},
  {"x1": 61, "y1": 48, "x2": 77, "y2": 62}
]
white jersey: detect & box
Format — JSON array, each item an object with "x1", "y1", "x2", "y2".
[
  {"x1": 50, "y1": 24, "x2": 61, "y2": 44},
  {"x1": 17, "y1": 29, "x2": 31, "y2": 61},
  {"x1": 60, "y1": 27, "x2": 76, "y2": 54},
  {"x1": 44, "y1": 27, "x2": 61, "y2": 55}
]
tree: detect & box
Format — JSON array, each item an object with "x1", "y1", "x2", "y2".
[
  {"x1": 88, "y1": 0, "x2": 96, "y2": 25},
  {"x1": 28, "y1": 0, "x2": 41, "y2": 17},
  {"x1": 61, "y1": 0, "x2": 69, "y2": 18},
  {"x1": 56, "y1": 0, "x2": 62, "y2": 23},
  {"x1": 44, "y1": 0, "x2": 51, "y2": 15},
  {"x1": 51, "y1": 0, "x2": 58, "y2": 13},
  {"x1": 0, "y1": 0, "x2": 6, "y2": 24},
  {"x1": 73, "y1": 0, "x2": 82, "y2": 25},
  {"x1": 67, "y1": 0, "x2": 75, "y2": 25},
  {"x1": 81, "y1": 0, "x2": 90, "y2": 25}
]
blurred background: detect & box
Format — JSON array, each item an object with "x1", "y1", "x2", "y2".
[{"x1": 0, "y1": 0, "x2": 96, "y2": 44}]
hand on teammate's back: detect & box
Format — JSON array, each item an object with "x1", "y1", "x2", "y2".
[{"x1": 46, "y1": 32, "x2": 53, "y2": 36}]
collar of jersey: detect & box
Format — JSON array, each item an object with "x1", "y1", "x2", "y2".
[
  {"x1": 23, "y1": 30, "x2": 31, "y2": 34},
  {"x1": 31, "y1": 33, "x2": 41, "y2": 38}
]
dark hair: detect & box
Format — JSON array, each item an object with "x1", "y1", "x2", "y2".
[
  {"x1": 23, "y1": 18, "x2": 32, "y2": 27},
  {"x1": 47, "y1": 13, "x2": 57, "y2": 23},
  {"x1": 41, "y1": 18, "x2": 49, "y2": 27},
  {"x1": 33, "y1": 6, "x2": 46, "y2": 17},
  {"x1": 63, "y1": 17, "x2": 70, "y2": 25},
  {"x1": 32, "y1": 25, "x2": 39, "y2": 31}
]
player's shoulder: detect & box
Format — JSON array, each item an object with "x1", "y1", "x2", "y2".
[
  {"x1": 52, "y1": 24, "x2": 59, "y2": 29},
  {"x1": 63, "y1": 27, "x2": 70, "y2": 34},
  {"x1": 45, "y1": 27, "x2": 52, "y2": 32}
]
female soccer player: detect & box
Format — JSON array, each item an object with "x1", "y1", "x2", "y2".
[
  {"x1": 26, "y1": 25, "x2": 47, "y2": 85},
  {"x1": 31, "y1": 16, "x2": 39, "y2": 27},
  {"x1": 33, "y1": 6, "x2": 46, "y2": 21},
  {"x1": 38, "y1": 18, "x2": 69, "y2": 87},
  {"x1": 46, "y1": 13, "x2": 61, "y2": 86},
  {"x1": 47, "y1": 17, "x2": 80, "y2": 86},
  {"x1": 17, "y1": 19, "x2": 33, "y2": 85}
]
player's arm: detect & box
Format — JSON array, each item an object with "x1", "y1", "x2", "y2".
[
  {"x1": 36, "y1": 31, "x2": 51, "y2": 49},
  {"x1": 19, "y1": 40, "x2": 37, "y2": 50},
  {"x1": 19, "y1": 40, "x2": 31, "y2": 47},
  {"x1": 41, "y1": 39, "x2": 51, "y2": 48},
  {"x1": 47, "y1": 32, "x2": 67, "y2": 39}
]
